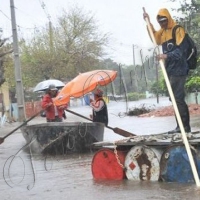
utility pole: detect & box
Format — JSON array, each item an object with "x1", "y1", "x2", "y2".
[
  {"x1": 155, "y1": 56, "x2": 159, "y2": 104},
  {"x1": 49, "y1": 20, "x2": 53, "y2": 53},
  {"x1": 10, "y1": 0, "x2": 26, "y2": 121},
  {"x1": 132, "y1": 44, "x2": 138, "y2": 93},
  {"x1": 119, "y1": 64, "x2": 128, "y2": 113}
]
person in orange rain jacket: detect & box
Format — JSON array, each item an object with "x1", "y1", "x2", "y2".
[
  {"x1": 89, "y1": 88, "x2": 108, "y2": 126},
  {"x1": 41, "y1": 84, "x2": 68, "y2": 122}
]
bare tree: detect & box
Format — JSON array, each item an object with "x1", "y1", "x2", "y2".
[
  {"x1": 0, "y1": 38, "x2": 13, "y2": 86},
  {"x1": 19, "y1": 6, "x2": 109, "y2": 87}
]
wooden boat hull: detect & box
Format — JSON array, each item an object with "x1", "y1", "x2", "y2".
[{"x1": 21, "y1": 122, "x2": 104, "y2": 154}]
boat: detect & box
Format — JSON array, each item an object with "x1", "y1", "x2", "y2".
[
  {"x1": 92, "y1": 131, "x2": 200, "y2": 183},
  {"x1": 21, "y1": 122, "x2": 104, "y2": 154}
]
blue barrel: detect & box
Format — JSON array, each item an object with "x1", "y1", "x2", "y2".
[{"x1": 160, "y1": 145, "x2": 200, "y2": 183}]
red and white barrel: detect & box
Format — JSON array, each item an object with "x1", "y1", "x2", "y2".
[
  {"x1": 91, "y1": 148, "x2": 127, "y2": 180},
  {"x1": 124, "y1": 145, "x2": 163, "y2": 181}
]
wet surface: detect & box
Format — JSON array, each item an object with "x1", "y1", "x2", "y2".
[{"x1": 1, "y1": 97, "x2": 200, "y2": 200}]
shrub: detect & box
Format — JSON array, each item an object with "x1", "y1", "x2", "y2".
[{"x1": 127, "y1": 92, "x2": 145, "y2": 101}]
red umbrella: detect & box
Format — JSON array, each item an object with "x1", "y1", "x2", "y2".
[{"x1": 54, "y1": 70, "x2": 117, "y2": 106}]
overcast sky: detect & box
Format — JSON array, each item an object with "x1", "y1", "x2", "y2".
[{"x1": 0, "y1": 0, "x2": 180, "y2": 65}]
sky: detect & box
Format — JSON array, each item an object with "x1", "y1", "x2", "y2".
[{"x1": 0, "y1": 0, "x2": 180, "y2": 65}]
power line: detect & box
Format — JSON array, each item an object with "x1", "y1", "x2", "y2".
[
  {"x1": 38, "y1": 0, "x2": 51, "y2": 21},
  {"x1": 14, "y1": 7, "x2": 44, "y2": 29},
  {"x1": 0, "y1": 10, "x2": 11, "y2": 21},
  {"x1": 0, "y1": 7, "x2": 44, "y2": 32}
]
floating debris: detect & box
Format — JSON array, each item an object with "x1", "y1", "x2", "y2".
[{"x1": 127, "y1": 104, "x2": 156, "y2": 116}]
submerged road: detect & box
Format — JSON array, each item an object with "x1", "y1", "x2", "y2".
[{"x1": 1, "y1": 97, "x2": 200, "y2": 200}]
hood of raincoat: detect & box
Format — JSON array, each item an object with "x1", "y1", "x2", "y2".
[
  {"x1": 152, "y1": 8, "x2": 189, "y2": 76},
  {"x1": 157, "y1": 8, "x2": 176, "y2": 29}
]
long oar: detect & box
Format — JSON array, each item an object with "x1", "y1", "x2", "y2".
[
  {"x1": 66, "y1": 109, "x2": 136, "y2": 137},
  {"x1": 143, "y1": 7, "x2": 200, "y2": 187},
  {"x1": 0, "y1": 110, "x2": 42, "y2": 145}
]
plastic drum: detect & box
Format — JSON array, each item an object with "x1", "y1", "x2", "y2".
[
  {"x1": 124, "y1": 145, "x2": 162, "y2": 181},
  {"x1": 160, "y1": 145, "x2": 200, "y2": 183},
  {"x1": 91, "y1": 148, "x2": 127, "y2": 180}
]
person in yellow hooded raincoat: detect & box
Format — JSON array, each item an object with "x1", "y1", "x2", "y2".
[{"x1": 143, "y1": 8, "x2": 191, "y2": 134}]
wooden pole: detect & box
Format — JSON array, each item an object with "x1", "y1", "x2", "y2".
[
  {"x1": 143, "y1": 7, "x2": 200, "y2": 187},
  {"x1": 66, "y1": 109, "x2": 136, "y2": 137}
]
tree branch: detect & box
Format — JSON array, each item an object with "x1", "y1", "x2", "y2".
[{"x1": 0, "y1": 49, "x2": 13, "y2": 58}]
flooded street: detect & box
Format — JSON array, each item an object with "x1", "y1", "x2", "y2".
[{"x1": 1, "y1": 97, "x2": 200, "y2": 200}]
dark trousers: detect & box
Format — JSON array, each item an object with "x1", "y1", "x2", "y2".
[
  {"x1": 47, "y1": 116, "x2": 63, "y2": 122},
  {"x1": 169, "y1": 76, "x2": 190, "y2": 128}
]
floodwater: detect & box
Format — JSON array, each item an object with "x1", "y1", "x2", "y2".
[{"x1": 1, "y1": 97, "x2": 200, "y2": 200}]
